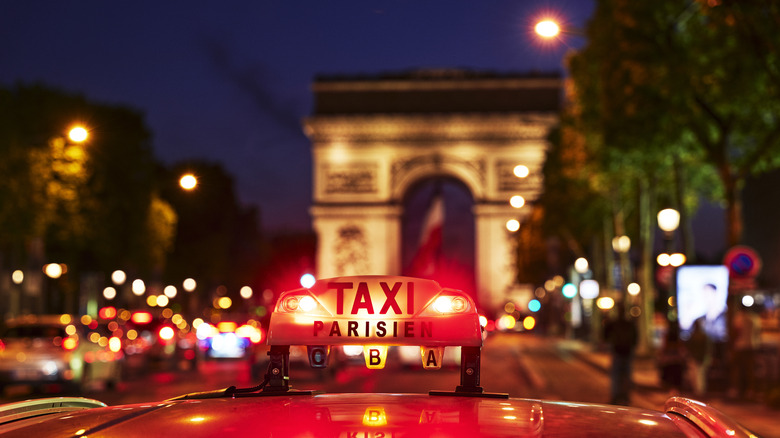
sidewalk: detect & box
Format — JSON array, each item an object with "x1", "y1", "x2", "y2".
[{"x1": 560, "y1": 338, "x2": 779, "y2": 438}]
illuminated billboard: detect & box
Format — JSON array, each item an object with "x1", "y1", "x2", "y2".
[{"x1": 676, "y1": 265, "x2": 729, "y2": 341}]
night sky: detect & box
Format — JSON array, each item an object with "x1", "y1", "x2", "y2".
[{"x1": 0, "y1": 1, "x2": 594, "y2": 234}]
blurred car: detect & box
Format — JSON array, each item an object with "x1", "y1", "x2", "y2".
[
  {"x1": 121, "y1": 311, "x2": 198, "y2": 371},
  {"x1": 0, "y1": 314, "x2": 123, "y2": 394},
  {"x1": 196, "y1": 320, "x2": 263, "y2": 359},
  {"x1": 0, "y1": 277, "x2": 759, "y2": 437}
]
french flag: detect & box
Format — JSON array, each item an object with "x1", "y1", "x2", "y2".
[{"x1": 409, "y1": 192, "x2": 444, "y2": 278}]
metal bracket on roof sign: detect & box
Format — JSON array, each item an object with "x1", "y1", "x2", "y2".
[
  {"x1": 265, "y1": 345, "x2": 291, "y2": 392},
  {"x1": 430, "y1": 346, "x2": 508, "y2": 399}
]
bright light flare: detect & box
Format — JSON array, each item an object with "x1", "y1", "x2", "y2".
[
  {"x1": 62, "y1": 337, "x2": 78, "y2": 350},
  {"x1": 132, "y1": 279, "x2": 146, "y2": 296},
  {"x1": 299, "y1": 295, "x2": 317, "y2": 312},
  {"x1": 513, "y1": 164, "x2": 530, "y2": 178},
  {"x1": 300, "y1": 273, "x2": 316, "y2": 288},
  {"x1": 217, "y1": 296, "x2": 232, "y2": 309},
  {"x1": 506, "y1": 219, "x2": 520, "y2": 232},
  {"x1": 179, "y1": 173, "x2": 198, "y2": 190},
  {"x1": 108, "y1": 337, "x2": 122, "y2": 353},
  {"x1": 44, "y1": 263, "x2": 63, "y2": 279},
  {"x1": 510, "y1": 195, "x2": 525, "y2": 208},
  {"x1": 535, "y1": 20, "x2": 560, "y2": 38},
  {"x1": 158, "y1": 326, "x2": 175, "y2": 341},
  {"x1": 574, "y1": 257, "x2": 589, "y2": 274},
  {"x1": 111, "y1": 270, "x2": 126, "y2": 285},
  {"x1": 164, "y1": 285, "x2": 177, "y2": 298},
  {"x1": 597, "y1": 297, "x2": 615, "y2": 310},
  {"x1": 433, "y1": 295, "x2": 468, "y2": 314},
  {"x1": 68, "y1": 126, "x2": 89, "y2": 143},
  {"x1": 183, "y1": 278, "x2": 197, "y2": 292}
]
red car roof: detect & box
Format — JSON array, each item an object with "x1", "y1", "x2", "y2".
[{"x1": 0, "y1": 393, "x2": 708, "y2": 437}]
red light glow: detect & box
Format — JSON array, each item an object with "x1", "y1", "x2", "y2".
[{"x1": 99, "y1": 306, "x2": 117, "y2": 320}]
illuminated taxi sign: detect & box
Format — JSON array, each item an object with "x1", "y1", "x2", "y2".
[{"x1": 268, "y1": 276, "x2": 482, "y2": 350}]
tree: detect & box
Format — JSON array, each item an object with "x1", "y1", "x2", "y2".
[
  {"x1": 0, "y1": 84, "x2": 177, "y2": 297},
  {"x1": 569, "y1": 0, "x2": 780, "y2": 248},
  {"x1": 160, "y1": 160, "x2": 263, "y2": 301}
]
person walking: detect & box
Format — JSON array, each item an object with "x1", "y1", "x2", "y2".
[
  {"x1": 603, "y1": 303, "x2": 638, "y2": 405},
  {"x1": 657, "y1": 324, "x2": 688, "y2": 395},
  {"x1": 731, "y1": 305, "x2": 761, "y2": 400}
]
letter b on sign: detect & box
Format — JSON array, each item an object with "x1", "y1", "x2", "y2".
[{"x1": 363, "y1": 345, "x2": 388, "y2": 369}]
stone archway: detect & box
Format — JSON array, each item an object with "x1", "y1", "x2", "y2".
[{"x1": 304, "y1": 70, "x2": 560, "y2": 311}]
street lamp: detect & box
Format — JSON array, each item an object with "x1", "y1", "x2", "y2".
[
  {"x1": 657, "y1": 208, "x2": 682, "y2": 320},
  {"x1": 180, "y1": 173, "x2": 198, "y2": 191},
  {"x1": 535, "y1": 20, "x2": 560, "y2": 38},
  {"x1": 68, "y1": 125, "x2": 89, "y2": 143},
  {"x1": 657, "y1": 208, "x2": 680, "y2": 235}
]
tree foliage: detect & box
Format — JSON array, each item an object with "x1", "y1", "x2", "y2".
[
  {"x1": 0, "y1": 83, "x2": 176, "y2": 277},
  {"x1": 567, "y1": 0, "x2": 780, "y2": 248},
  {"x1": 159, "y1": 160, "x2": 263, "y2": 295}
]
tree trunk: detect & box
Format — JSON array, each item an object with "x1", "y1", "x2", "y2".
[
  {"x1": 721, "y1": 165, "x2": 744, "y2": 248},
  {"x1": 637, "y1": 177, "x2": 656, "y2": 355}
]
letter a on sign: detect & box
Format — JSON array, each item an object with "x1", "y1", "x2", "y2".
[{"x1": 421, "y1": 346, "x2": 444, "y2": 370}]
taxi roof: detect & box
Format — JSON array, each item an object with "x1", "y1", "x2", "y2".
[{"x1": 0, "y1": 394, "x2": 707, "y2": 438}]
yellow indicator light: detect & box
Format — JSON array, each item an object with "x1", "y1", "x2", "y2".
[
  {"x1": 421, "y1": 346, "x2": 444, "y2": 370},
  {"x1": 362, "y1": 407, "x2": 387, "y2": 427},
  {"x1": 217, "y1": 321, "x2": 237, "y2": 333},
  {"x1": 363, "y1": 345, "x2": 388, "y2": 369}
]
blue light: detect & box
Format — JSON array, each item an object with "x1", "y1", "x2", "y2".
[
  {"x1": 300, "y1": 273, "x2": 316, "y2": 288},
  {"x1": 528, "y1": 299, "x2": 541, "y2": 313},
  {"x1": 562, "y1": 283, "x2": 577, "y2": 299}
]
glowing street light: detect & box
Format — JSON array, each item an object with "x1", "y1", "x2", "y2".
[
  {"x1": 535, "y1": 20, "x2": 560, "y2": 38},
  {"x1": 513, "y1": 165, "x2": 530, "y2": 178},
  {"x1": 44, "y1": 263, "x2": 64, "y2": 279},
  {"x1": 611, "y1": 235, "x2": 631, "y2": 253},
  {"x1": 657, "y1": 208, "x2": 681, "y2": 234},
  {"x1": 180, "y1": 173, "x2": 198, "y2": 190},
  {"x1": 574, "y1": 257, "x2": 589, "y2": 274},
  {"x1": 111, "y1": 270, "x2": 126, "y2": 285},
  {"x1": 183, "y1": 278, "x2": 197, "y2": 292},
  {"x1": 132, "y1": 279, "x2": 146, "y2": 296},
  {"x1": 68, "y1": 125, "x2": 89, "y2": 143}
]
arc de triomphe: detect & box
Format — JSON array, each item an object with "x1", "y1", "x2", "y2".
[{"x1": 303, "y1": 70, "x2": 561, "y2": 311}]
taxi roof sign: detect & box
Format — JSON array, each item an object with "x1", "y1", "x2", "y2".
[{"x1": 268, "y1": 276, "x2": 482, "y2": 347}]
